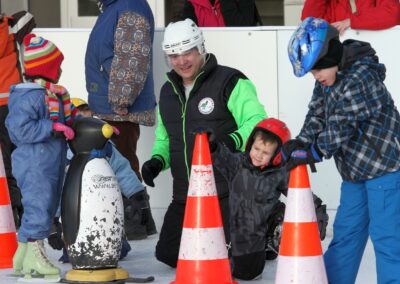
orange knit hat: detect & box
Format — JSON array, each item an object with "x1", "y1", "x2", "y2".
[{"x1": 23, "y1": 33, "x2": 64, "y2": 82}]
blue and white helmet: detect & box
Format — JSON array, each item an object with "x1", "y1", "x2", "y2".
[{"x1": 288, "y1": 17, "x2": 339, "y2": 77}]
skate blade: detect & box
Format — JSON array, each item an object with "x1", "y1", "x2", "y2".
[
  {"x1": 6, "y1": 273, "x2": 23, "y2": 279},
  {"x1": 18, "y1": 273, "x2": 61, "y2": 283}
]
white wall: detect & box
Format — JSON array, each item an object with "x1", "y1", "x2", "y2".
[{"x1": 36, "y1": 26, "x2": 400, "y2": 209}]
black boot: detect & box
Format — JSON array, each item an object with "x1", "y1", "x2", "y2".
[
  {"x1": 144, "y1": 188, "x2": 157, "y2": 235},
  {"x1": 123, "y1": 196, "x2": 147, "y2": 240},
  {"x1": 265, "y1": 201, "x2": 285, "y2": 260}
]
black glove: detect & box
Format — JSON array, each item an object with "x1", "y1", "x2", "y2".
[
  {"x1": 281, "y1": 139, "x2": 322, "y2": 172},
  {"x1": 125, "y1": 190, "x2": 151, "y2": 225},
  {"x1": 314, "y1": 196, "x2": 329, "y2": 240},
  {"x1": 218, "y1": 134, "x2": 235, "y2": 152},
  {"x1": 141, "y1": 158, "x2": 163, "y2": 187},
  {"x1": 191, "y1": 127, "x2": 217, "y2": 152},
  {"x1": 48, "y1": 218, "x2": 64, "y2": 250},
  {"x1": 281, "y1": 139, "x2": 306, "y2": 158}
]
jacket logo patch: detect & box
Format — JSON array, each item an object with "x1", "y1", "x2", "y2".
[{"x1": 198, "y1": 98, "x2": 214, "y2": 114}]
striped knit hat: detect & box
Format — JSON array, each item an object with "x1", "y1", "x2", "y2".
[{"x1": 23, "y1": 33, "x2": 64, "y2": 82}]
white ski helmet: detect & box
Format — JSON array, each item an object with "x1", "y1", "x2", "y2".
[{"x1": 162, "y1": 19, "x2": 205, "y2": 55}]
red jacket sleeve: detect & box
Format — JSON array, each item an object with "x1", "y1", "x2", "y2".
[{"x1": 350, "y1": 0, "x2": 400, "y2": 30}]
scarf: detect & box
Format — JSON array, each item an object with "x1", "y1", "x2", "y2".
[{"x1": 34, "y1": 78, "x2": 76, "y2": 126}]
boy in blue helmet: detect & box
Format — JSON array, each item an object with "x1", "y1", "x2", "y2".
[{"x1": 285, "y1": 17, "x2": 400, "y2": 284}]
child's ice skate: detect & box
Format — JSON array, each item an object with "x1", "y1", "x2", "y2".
[
  {"x1": 12, "y1": 242, "x2": 27, "y2": 276},
  {"x1": 20, "y1": 240, "x2": 61, "y2": 282}
]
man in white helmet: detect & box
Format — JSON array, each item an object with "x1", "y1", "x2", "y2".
[{"x1": 141, "y1": 18, "x2": 267, "y2": 268}]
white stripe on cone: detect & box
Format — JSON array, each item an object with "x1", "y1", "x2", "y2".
[
  {"x1": 188, "y1": 165, "x2": 217, "y2": 197},
  {"x1": 276, "y1": 255, "x2": 328, "y2": 283},
  {"x1": 178, "y1": 227, "x2": 228, "y2": 260},
  {"x1": 0, "y1": 205, "x2": 16, "y2": 234},
  {"x1": 284, "y1": 187, "x2": 317, "y2": 223}
]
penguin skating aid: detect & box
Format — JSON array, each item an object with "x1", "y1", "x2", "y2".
[{"x1": 61, "y1": 117, "x2": 154, "y2": 283}]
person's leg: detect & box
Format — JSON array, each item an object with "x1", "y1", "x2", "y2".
[
  {"x1": 324, "y1": 180, "x2": 369, "y2": 284},
  {"x1": 123, "y1": 195, "x2": 147, "y2": 240},
  {"x1": 366, "y1": 170, "x2": 400, "y2": 284},
  {"x1": 219, "y1": 197, "x2": 230, "y2": 246},
  {"x1": 17, "y1": 171, "x2": 56, "y2": 243},
  {"x1": 16, "y1": 166, "x2": 61, "y2": 278},
  {"x1": 0, "y1": 105, "x2": 22, "y2": 228},
  {"x1": 108, "y1": 121, "x2": 157, "y2": 236},
  {"x1": 107, "y1": 121, "x2": 141, "y2": 180},
  {"x1": 144, "y1": 187, "x2": 157, "y2": 235},
  {"x1": 232, "y1": 251, "x2": 265, "y2": 280},
  {"x1": 155, "y1": 201, "x2": 185, "y2": 267}
]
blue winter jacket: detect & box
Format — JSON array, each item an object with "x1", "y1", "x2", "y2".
[
  {"x1": 5, "y1": 83, "x2": 67, "y2": 241},
  {"x1": 85, "y1": 0, "x2": 156, "y2": 126}
]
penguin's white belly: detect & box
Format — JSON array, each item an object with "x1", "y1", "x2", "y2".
[{"x1": 68, "y1": 158, "x2": 124, "y2": 268}]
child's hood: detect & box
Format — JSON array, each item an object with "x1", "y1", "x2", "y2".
[{"x1": 340, "y1": 40, "x2": 386, "y2": 80}]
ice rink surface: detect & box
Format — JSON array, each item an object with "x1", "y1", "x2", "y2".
[{"x1": 0, "y1": 209, "x2": 376, "y2": 284}]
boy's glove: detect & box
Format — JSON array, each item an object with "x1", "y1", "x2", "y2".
[
  {"x1": 125, "y1": 190, "x2": 150, "y2": 225},
  {"x1": 48, "y1": 218, "x2": 64, "y2": 250},
  {"x1": 281, "y1": 139, "x2": 322, "y2": 172},
  {"x1": 141, "y1": 158, "x2": 163, "y2": 187},
  {"x1": 52, "y1": 122, "x2": 75, "y2": 140}
]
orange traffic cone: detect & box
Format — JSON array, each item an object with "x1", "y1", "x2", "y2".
[
  {"x1": 171, "y1": 133, "x2": 237, "y2": 284},
  {"x1": 275, "y1": 164, "x2": 328, "y2": 283},
  {"x1": 0, "y1": 146, "x2": 18, "y2": 268}
]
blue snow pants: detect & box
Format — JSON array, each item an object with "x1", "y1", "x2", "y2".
[{"x1": 324, "y1": 169, "x2": 400, "y2": 284}]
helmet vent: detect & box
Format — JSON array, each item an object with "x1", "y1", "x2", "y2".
[{"x1": 297, "y1": 46, "x2": 302, "y2": 60}]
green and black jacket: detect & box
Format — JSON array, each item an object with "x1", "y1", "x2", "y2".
[{"x1": 151, "y1": 53, "x2": 266, "y2": 202}]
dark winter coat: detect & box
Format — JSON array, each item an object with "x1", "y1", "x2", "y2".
[{"x1": 212, "y1": 143, "x2": 288, "y2": 256}]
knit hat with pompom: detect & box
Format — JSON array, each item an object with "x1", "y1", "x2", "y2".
[{"x1": 23, "y1": 33, "x2": 64, "y2": 82}]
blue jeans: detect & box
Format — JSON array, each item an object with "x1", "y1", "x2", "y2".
[{"x1": 324, "y1": 170, "x2": 400, "y2": 284}]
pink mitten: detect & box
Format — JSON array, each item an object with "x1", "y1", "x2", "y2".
[
  {"x1": 112, "y1": 126, "x2": 120, "y2": 136},
  {"x1": 52, "y1": 122, "x2": 75, "y2": 140}
]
